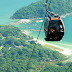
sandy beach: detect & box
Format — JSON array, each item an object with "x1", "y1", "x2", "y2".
[
  {"x1": 11, "y1": 12, "x2": 72, "y2": 26},
  {"x1": 17, "y1": 12, "x2": 72, "y2": 56},
  {"x1": 33, "y1": 38, "x2": 72, "y2": 56},
  {"x1": 18, "y1": 19, "x2": 31, "y2": 23},
  {"x1": 22, "y1": 29, "x2": 72, "y2": 56},
  {"x1": 36, "y1": 20, "x2": 43, "y2": 23},
  {"x1": 11, "y1": 19, "x2": 31, "y2": 25}
]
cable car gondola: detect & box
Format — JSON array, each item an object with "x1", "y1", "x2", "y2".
[
  {"x1": 44, "y1": 0, "x2": 65, "y2": 41},
  {"x1": 44, "y1": 14, "x2": 65, "y2": 41}
]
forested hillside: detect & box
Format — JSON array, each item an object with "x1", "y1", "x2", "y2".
[
  {"x1": 11, "y1": 0, "x2": 72, "y2": 19},
  {"x1": 0, "y1": 25, "x2": 72, "y2": 72}
]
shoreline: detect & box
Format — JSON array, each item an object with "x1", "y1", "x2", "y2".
[
  {"x1": 22, "y1": 30, "x2": 72, "y2": 56},
  {"x1": 33, "y1": 38, "x2": 72, "y2": 56},
  {"x1": 11, "y1": 12, "x2": 72, "y2": 25},
  {"x1": 60, "y1": 12, "x2": 72, "y2": 18},
  {"x1": 18, "y1": 12, "x2": 72, "y2": 56}
]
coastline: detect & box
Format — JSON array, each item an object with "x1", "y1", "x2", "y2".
[
  {"x1": 33, "y1": 38, "x2": 72, "y2": 56},
  {"x1": 15, "y1": 12, "x2": 72, "y2": 56},
  {"x1": 60, "y1": 12, "x2": 72, "y2": 18},
  {"x1": 11, "y1": 12, "x2": 72, "y2": 25},
  {"x1": 22, "y1": 29, "x2": 72, "y2": 56},
  {"x1": 11, "y1": 19, "x2": 31, "y2": 25}
]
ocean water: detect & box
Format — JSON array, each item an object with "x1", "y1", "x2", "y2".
[
  {"x1": 0, "y1": 0, "x2": 72, "y2": 50},
  {"x1": 0, "y1": 0, "x2": 40, "y2": 25}
]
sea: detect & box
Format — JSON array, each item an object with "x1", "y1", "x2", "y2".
[{"x1": 0, "y1": 0, "x2": 72, "y2": 54}]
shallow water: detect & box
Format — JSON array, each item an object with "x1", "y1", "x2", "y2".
[{"x1": 0, "y1": 0, "x2": 40, "y2": 25}]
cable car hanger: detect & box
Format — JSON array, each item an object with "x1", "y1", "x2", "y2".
[{"x1": 44, "y1": 0, "x2": 65, "y2": 41}]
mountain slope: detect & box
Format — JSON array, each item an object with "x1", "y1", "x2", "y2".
[
  {"x1": 11, "y1": 0, "x2": 72, "y2": 19},
  {"x1": 0, "y1": 25, "x2": 72, "y2": 72}
]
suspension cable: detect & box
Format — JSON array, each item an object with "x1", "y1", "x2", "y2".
[
  {"x1": 45, "y1": 0, "x2": 55, "y2": 16},
  {"x1": 25, "y1": 0, "x2": 72, "y2": 72},
  {"x1": 25, "y1": 0, "x2": 52, "y2": 72},
  {"x1": 45, "y1": 1, "x2": 72, "y2": 71}
]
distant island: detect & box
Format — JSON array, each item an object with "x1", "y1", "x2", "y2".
[{"x1": 11, "y1": 0, "x2": 72, "y2": 19}]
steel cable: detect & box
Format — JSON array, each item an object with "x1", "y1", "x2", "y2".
[{"x1": 25, "y1": 0, "x2": 52, "y2": 72}]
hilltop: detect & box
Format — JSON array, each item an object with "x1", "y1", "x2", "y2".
[{"x1": 11, "y1": 0, "x2": 72, "y2": 19}]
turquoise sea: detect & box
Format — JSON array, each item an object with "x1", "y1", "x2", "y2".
[
  {"x1": 0, "y1": 0, "x2": 72, "y2": 51},
  {"x1": 0, "y1": 0, "x2": 39, "y2": 24}
]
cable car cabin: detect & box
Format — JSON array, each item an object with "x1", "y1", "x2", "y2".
[{"x1": 44, "y1": 16, "x2": 65, "y2": 41}]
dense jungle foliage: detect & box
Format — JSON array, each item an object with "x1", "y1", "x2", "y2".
[
  {"x1": 11, "y1": 0, "x2": 72, "y2": 19},
  {"x1": 0, "y1": 25, "x2": 72, "y2": 72}
]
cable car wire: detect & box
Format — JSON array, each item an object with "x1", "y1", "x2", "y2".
[
  {"x1": 45, "y1": 0, "x2": 72, "y2": 71},
  {"x1": 25, "y1": 0, "x2": 72, "y2": 72},
  {"x1": 25, "y1": 0, "x2": 52, "y2": 72},
  {"x1": 45, "y1": 0, "x2": 71, "y2": 71},
  {"x1": 45, "y1": 0, "x2": 55, "y2": 16}
]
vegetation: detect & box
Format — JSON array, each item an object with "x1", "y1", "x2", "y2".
[
  {"x1": 0, "y1": 25, "x2": 72, "y2": 72},
  {"x1": 11, "y1": 0, "x2": 72, "y2": 19}
]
